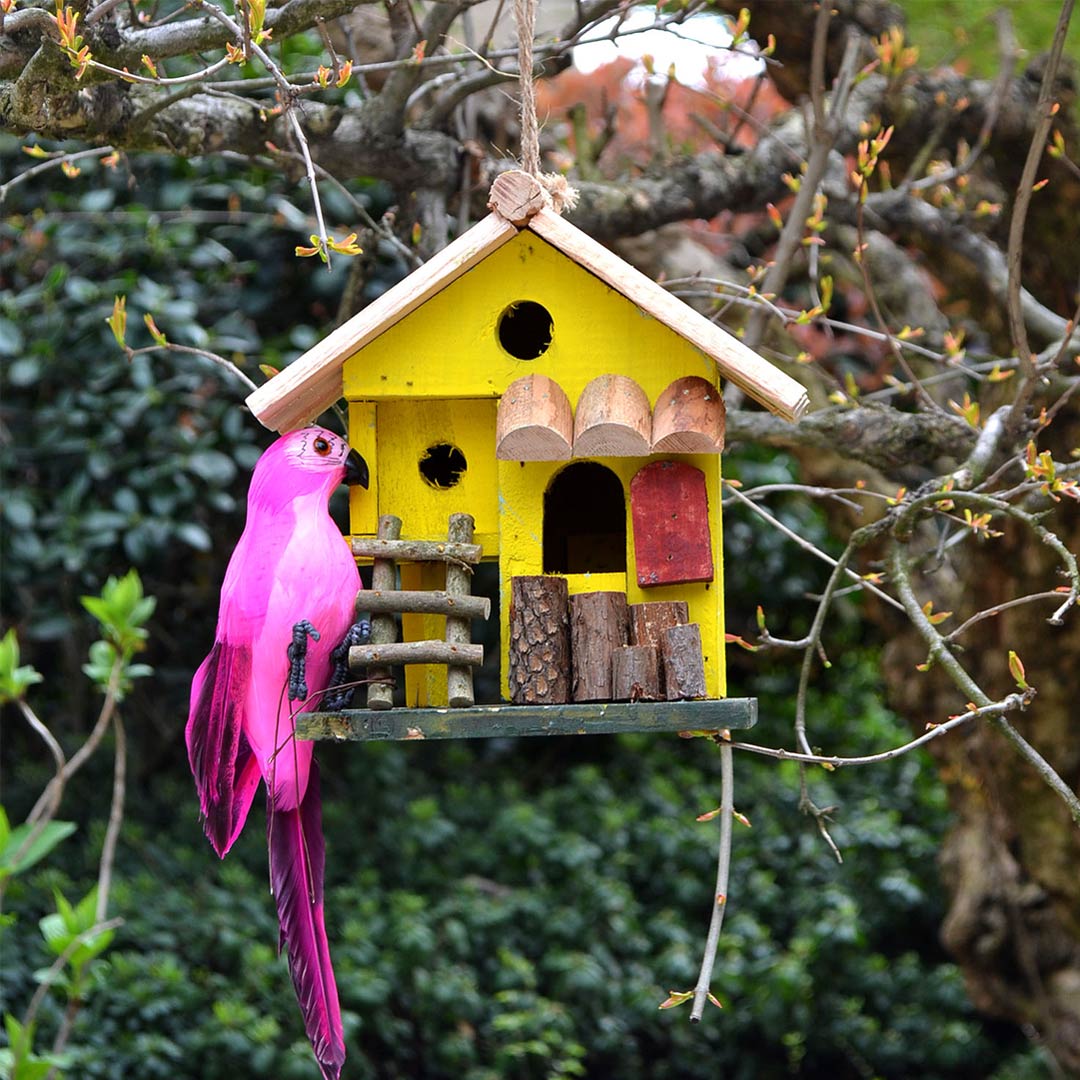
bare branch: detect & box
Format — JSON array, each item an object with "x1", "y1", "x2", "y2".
[
  {"x1": 724, "y1": 481, "x2": 903, "y2": 612},
  {"x1": 690, "y1": 741, "x2": 733, "y2": 1022},
  {"x1": 887, "y1": 538, "x2": 1080, "y2": 826},
  {"x1": 724, "y1": 406, "x2": 976, "y2": 475},
  {"x1": 733, "y1": 694, "x2": 1030, "y2": 768},
  {"x1": 1005, "y1": 0, "x2": 1076, "y2": 383}
]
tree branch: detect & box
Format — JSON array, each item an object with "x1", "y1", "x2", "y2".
[
  {"x1": 724, "y1": 405, "x2": 976, "y2": 475},
  {"x1": 886, "y1": 537, "x2": 1080, "y2": 826}
]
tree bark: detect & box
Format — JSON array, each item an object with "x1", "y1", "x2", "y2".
[
  {"x1": 569, "y1": 591, "x2": 629, "y2": 702},
  {"x1": 508, "y1": 575, "x2": 571, "y2": 705}
]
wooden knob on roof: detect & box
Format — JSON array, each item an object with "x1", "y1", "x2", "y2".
[{"x1": 487, "y1": 170, "x2": 547, "y2": 225}]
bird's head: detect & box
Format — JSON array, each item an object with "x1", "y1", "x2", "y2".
[{"x1": 249, "y1": 426, "x2": 369, "y2": 506}]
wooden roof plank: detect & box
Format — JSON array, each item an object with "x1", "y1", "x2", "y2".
[
  {"x1": 246, "y1": 212, "x2": 519, "y2": 431},
  {"x1": 245, "y1": 184, "x2": 809, "y2": 432},
  {"x1": 526, "y1": 208, "x2": 810, "y2": 423}
]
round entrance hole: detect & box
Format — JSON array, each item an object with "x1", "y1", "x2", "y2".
[
  {"x1": 497, "y1": 300, "x2": 553, "y2": 360},
  {"x1": 419, "y1": 443, "x2": 467, "y2": 489}
]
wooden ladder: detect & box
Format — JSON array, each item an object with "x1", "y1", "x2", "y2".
[{"x1": 349, "y1": 513, "x2": 487, "y2": 709}]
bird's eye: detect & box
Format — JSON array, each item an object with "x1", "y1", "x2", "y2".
[{"x1": 313, "y1": 437, "x2": 332, "y2": 456}]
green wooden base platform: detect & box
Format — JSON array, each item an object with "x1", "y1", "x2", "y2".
[{"x1": 297, "y1": 698, "x2": 757, "y2": 743}]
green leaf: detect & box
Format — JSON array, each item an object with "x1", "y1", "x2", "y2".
[
  {"x1": 0, "y1": 820, "x2": 77, "y2": 879},
  {"x1": 0, "y1": 629, "x2": 43, "y2": 704},
  {"x1": 0, "y1": 317, "x2": 25, "y2": 356},
  {"x1": 186, "y1": 449, "x2": 237, "y2": 486},
  {"x1": 40, "y1": 887, "x2": 115, "y2": 977},
  {"x1": 39, "y1": 910, "x2": 70, "y2": 954},
  {"x1": 4, "y1": 1012, "x2": 29, "y2": 1056},
  {"x1": 81, "y1": 570, "x2": 156, "y2": 662}
]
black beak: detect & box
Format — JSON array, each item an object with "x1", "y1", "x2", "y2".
[{"x1": 345, "y1": 449, "x2": 369, "y2": 489}]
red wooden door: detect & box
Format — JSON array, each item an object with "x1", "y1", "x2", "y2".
[{"x1": 630, "y1": 461, "x2": 714, "y2": 588}]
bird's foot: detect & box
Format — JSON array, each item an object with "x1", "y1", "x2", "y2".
[
  {"x1": 322, "y1": 619, "x2": 371, "y2": 711},
  {"x1": 287, "y1": 619, "x2": 320, "y2": 702}
]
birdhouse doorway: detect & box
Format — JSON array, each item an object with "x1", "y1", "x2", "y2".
[{"x1": 543, "y1": 461, "x2": 626, "y2": 575}]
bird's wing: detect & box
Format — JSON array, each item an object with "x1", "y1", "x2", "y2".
[{"x1": 186, "y1": 639, "x2": 263, "y2": 857}]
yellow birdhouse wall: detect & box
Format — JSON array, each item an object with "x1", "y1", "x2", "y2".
[
  {"x1": 498, "y1": 455, "x2": 725, "y2": 699},
  {"x1": 344, "y1": 228, "x2": 727, "y2": 704}
]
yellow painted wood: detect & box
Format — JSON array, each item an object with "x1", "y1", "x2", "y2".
[
  {"x1": 347, "y1": 401, "x2": 379, "y2": 538},
  {"x1": 370, "y1": 399, "x2": 498, "y2": 553},
  {"x1": 564, "y1": 572, "x2": 627, "y2": 596},
  {"x1": 248, "y1": 214, "x2": 518, "y2": 432},
  {"x1": 341, "y1": 230, "x2": 730, "y2": 703},
  {"x1": 400, "y1": 562, "x2": 448, "y2": 707},
  {"x1": 342, "y1": 231, "x2": 718, "y2": 407},
  {"x1": 497, "y1": 455, "x2": 725, "y2": 700},
  {"x1": 528, "y1": 209, "x2": 808, "y2": 421}
]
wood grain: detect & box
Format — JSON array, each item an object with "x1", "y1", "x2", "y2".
[
  {"x1": 572, "y1": 374, "x2": 652, "y2": 457},
  {"x1": 651, "y1": 375, "x2": 725, "y2": 454},
  {"x1": 630, "y1": 461, "x2": 715, "y2": 587},
  {"x1": 495, "y1": 373, "x2": 573, "y2": 460},
  {"x1": 508, "y1": 575, "x2": 571, "y2": 704},
  {"x1": 569, "y1": 591, "x2": 629, "y2": 701}
]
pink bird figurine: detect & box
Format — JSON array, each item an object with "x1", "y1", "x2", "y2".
[{"x1": 186, "y1": 425, "x2": 368, "y2": 1080}]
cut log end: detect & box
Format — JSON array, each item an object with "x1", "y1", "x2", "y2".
[
  {"x1": 572, "y1": 424, "x2": 651, "y2": 458},
  {"x1": 487, "y1": 170, "x2": 547, "y2": 225},
  {"x1": 496, "y1": 374, "x2": 574, "y2": 461},
  {"x1": 496, "y1": 426, "x2": 573, "y2": 461}
]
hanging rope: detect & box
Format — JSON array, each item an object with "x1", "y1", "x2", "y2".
[
  {"x1": 514, "y1": 0, "x2": 542, "y2": 178},
  {"x1": 513, "y1": 0, "x2": 578, "y2": 214}
]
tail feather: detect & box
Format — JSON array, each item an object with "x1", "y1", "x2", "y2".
[
  {"x1": 186, "y1": 641, "x2": 260, "y2": 856},
  {"x1": 268, "y1": 762, "x2": 345, "y2": 1080}
]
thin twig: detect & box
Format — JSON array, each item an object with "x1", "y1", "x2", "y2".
[
  {"x1": 944, "y1": 591, "x2": 1074, "y2": 644},
  {"x1": 197, "y1": 0, "x2": 334, "y2": 268},
  {"x1": 0, "y1": 701, "x2": 69, "y2": 908},
  {"x1": 733, "y1": 694, "x2": 1029, "y2": 768},
  {"x1": 95, "y1": 713, "x2": 126, "y2": 923},
  {"x1": 0, "y1": 147, "x2": 117, "y2": 206},
  {"x1": 742, "y1": 11, "x2": 861, "y2": 353},
  {"x1": 724, "y1": 483, "x2": 904, "y2": 612},
  {"x1": 1005, "y1": 0, "x2": 1076, "y2": 410},
  {"x1": 887, "y1": 539, "x2": 1080, "y2": 826},
  {"x1": 128, "y1": 342, "x2": 258, "y2": 393},
  {"x1": 690, "y1": 741, "x2": 733, "y2": 1022},
  {"x1": 26, "y1": 661, "x2": 123, "y2": 825},
  {"x1": 22, "y1": 918, "x2": 125, "y2": 1036}
]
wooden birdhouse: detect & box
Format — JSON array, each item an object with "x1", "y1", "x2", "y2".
[{"x1": 247, "y1": 172, "x2": 807, "y2": 734}]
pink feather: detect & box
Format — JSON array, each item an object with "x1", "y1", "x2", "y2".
[
  {"x1": 186, "y1": 426, "x2": 363, "y2": 1078},
  {"x1": 269, "y1": 763, "x2": 345, "y2": 1080}
]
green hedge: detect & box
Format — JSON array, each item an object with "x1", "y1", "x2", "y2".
[{"x1": 2, "y1": 652, "x2": 1043, "y2": 1078}]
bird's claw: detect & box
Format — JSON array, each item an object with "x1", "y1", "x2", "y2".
[
  {"x1": 322, "y1": 619, "x2": 371, "y2": 711},
  {"x1": 287, "y1": 619, "x2": 320, "y2": 702}
]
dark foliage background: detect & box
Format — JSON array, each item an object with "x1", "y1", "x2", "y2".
[{"x1": 0, "y1": 131, "x2": 1047, "y2": 1078}]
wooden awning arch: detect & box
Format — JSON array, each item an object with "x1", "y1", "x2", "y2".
[{"x1": 495, "y1": 373, "x2": 725, "y2": 461}]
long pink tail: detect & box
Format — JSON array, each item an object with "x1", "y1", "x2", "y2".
[{"x1": 268, "y1": 762, "x2": 345, "y2": 1080}]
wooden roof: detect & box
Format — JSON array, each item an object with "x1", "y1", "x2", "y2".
[{"x1": 246, "y1": 172, "x2": 810, "y2": 433}]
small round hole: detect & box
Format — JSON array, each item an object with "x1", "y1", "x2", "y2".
[
  {"x1": 498, "y1": 300, "x2": 553, "y2": 359},
  {"x1": 419, "y1": 444, "x2": 467, "y2": 489}
]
